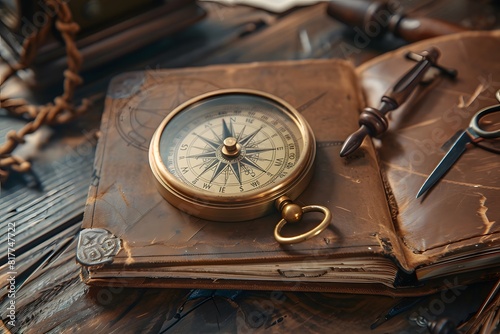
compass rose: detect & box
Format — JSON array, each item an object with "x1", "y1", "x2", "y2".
[{"x1": 187, "y1": 119, "x2": 276, "y2": 186}]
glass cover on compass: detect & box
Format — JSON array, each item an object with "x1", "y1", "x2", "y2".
[{"x1": 149, "y1": 89, "x2": 316, "y2": 221}]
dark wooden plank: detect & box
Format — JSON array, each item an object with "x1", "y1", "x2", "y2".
[
  {"x1": 0, "y1": 137, "x2": 95, "y2": 265},
  {"x1": 0, "y1": 223, "x2": 80, "y2": 301}
]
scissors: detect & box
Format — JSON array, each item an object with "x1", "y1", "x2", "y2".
[{"x1": 416, "y1": 90, "x2": 500, "y2": 198}]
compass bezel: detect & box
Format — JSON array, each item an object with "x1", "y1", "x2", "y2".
[{"x1": 148, "y1": 88, "x2": 316, "y2": 222}]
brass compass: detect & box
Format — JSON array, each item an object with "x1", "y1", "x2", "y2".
[{"x1": 149, "y1": 89, "x2": 331, "y2": 244}]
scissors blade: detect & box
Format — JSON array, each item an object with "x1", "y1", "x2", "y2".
[{"x1": 416, "y1": 131, "x2": 472, "y2": 198}]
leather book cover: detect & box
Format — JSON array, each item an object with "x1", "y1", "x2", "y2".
[{"x1": 78, "y1": 59, "x2": 410, "y2": 294}]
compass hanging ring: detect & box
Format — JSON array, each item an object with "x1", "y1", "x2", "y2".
[
  {"x1": 148, "y1": 89, "x2": 332, "y2": 244},
  {"x1": 274, "y1": 196, "x2": 331, "y2": 244}
]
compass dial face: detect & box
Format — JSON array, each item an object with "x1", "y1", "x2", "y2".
[
  {"x1": 149, "y1": 89, "x2": 315, "y2": 221},
  {"x1": 159, "y1": 94, "x2": 302, "y2": 196}
]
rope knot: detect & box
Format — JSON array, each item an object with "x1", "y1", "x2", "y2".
[
  {"x1": 64, "y1": 69, "x2": 83, "y2": 86},
  {"x1": 55, "y1": 20, "x2": 80, "y2": 34},
  {"x1": 6, "y1": 130, "x2": 26, "y2": 144}
]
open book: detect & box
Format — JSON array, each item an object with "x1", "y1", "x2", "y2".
[{"x1": 77, "y1": 31, "x2": 500, "y2": 296}]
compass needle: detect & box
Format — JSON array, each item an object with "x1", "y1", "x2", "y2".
[
  {"x1": 186, "y1": 151, "x2": 218, "y2": 159},
  {"x1": 209, "y1": 128, "x2": 223, "y2": 144},
  {"x1": 236, "y1": 125, "x2": 246, "y2": 142},
  {"x1": 241, "y1": 157, "x2": 266, "y2": 173},
  {"x1": 245, "y1": 147, "x2": 275, "y2": 155},
  {"x1": 251, "y1": 137, "x2": 271, "y2": 147},
  {"x1": 221, "y1": 119, "x2": 232, "y2": 139},
  {"x1": 229, "y1": 162, "x2": 242, "y2": 185},
  {"x1": 195, "y1": 133, "x2": 220, "y2": 150},
  {"x1": 230, "y1": 120, "x2": 235, "y2": 138},
  {"x1": 198, "y1": 159, "x2": 219, "y2": 178},
  {"x1": 209, "y1": 161, "x2": 228, "y2": 183},
  {"x1": 239, "y1": 127, "x2": 262, "y2": 146}
]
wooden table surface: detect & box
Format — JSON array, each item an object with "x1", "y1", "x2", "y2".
[{"x1": 1, "y1": 1, "x2": 500, "y2": 333}]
